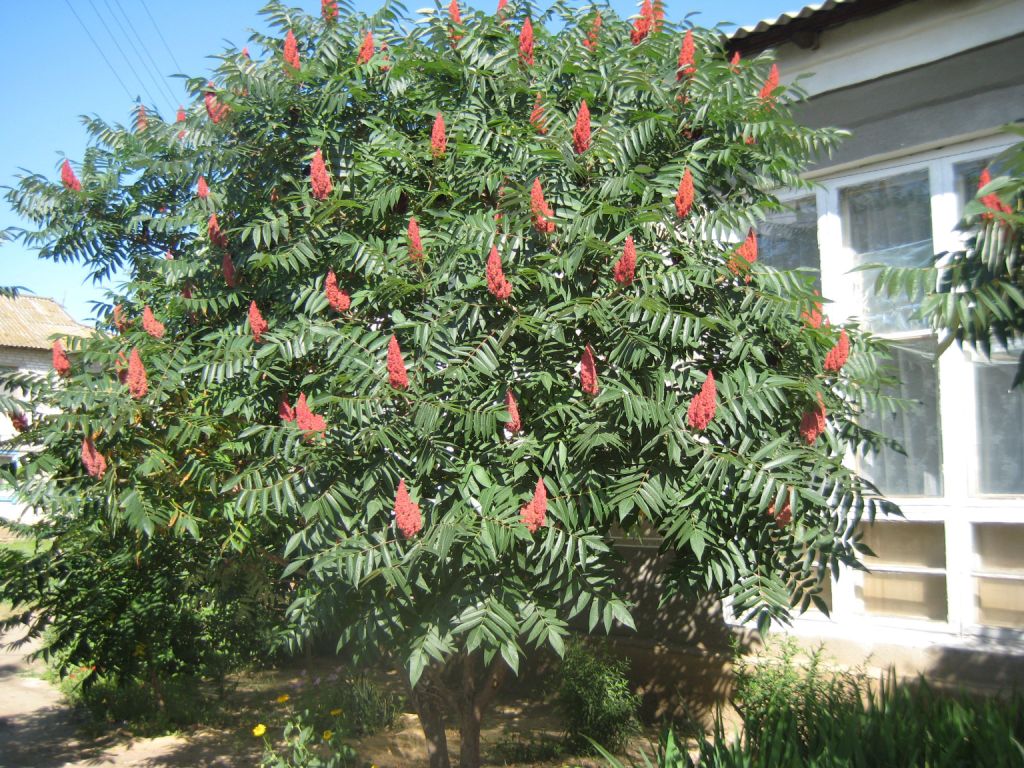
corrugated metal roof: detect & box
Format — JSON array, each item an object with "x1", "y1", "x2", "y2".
[
  {"x1": 730, "y1": 0, "x2": 857, "y2": 40},
  {"x1": 0, "y1": 295, "x2": 92, "y2": 350}
]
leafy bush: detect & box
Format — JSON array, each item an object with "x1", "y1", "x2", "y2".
[
  {"x1": 259, "y1": 712, "x2": 357, "y2": 768},
  {"x1": 558, "y1": 641, "x2": 640, "y2": 753},
  {"x1": 334, "y1": 674, "x2": 401, "y2": 736},
  {"x1": 598, "y1": 640, "x2": 1024, "y2": 768}
]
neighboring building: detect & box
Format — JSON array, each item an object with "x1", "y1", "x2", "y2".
[
  {"x1": 0, "y1": 294, "x2": 91, "y2": 522},
  {"x1": 615, "y1": 0, "x2": 1024, "y2": 715}
]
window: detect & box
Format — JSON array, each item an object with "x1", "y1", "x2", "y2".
[
  {"x1": 857, "y1": 521, "x2": 947, "y2": 622},
  {"x1": 972, "y1": 524, "x2": 1024, "y2": 629},
  {"x1": 859, "y1": 340, "x2": 943, "y2": 497},
  {"x1": 974, "y1": 358, "x2": 1024, "y2": 495},
  {"x1": 840, "y1": 170, "x2": 933, "y2": 333},
  {"x1": 760, "y1": 195, "x2": 821, "y2": 283}
]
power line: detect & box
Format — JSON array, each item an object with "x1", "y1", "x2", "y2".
[
  {"x1": 85, "y1": 0, "x2": 161, "y2": 109},
  {"x1": 110, "y1": 0, "x2": 179, "y2": 110},
  {"x1": 101, "y1": 0, "x2": 176, "y2": 115},
  {"x1": 63, "y1": 0, "x2": 136, "y2": 103},
  {"x1": 138, "y1": 0, "x2": 184, "y2": 77}
]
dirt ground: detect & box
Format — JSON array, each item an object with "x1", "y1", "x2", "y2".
[{"x1": 0, "y1": 626, "x2": 667, "y2": 768}]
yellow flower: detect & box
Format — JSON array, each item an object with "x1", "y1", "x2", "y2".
[
  {"x1": 252, "y1": 723, "x2": 267, "y2": 737},
  {"x1": 276, "y1": 693, "x2": 290, "y2": 704},
  {"x1": 323, "y1": 729, "x2": 333, "y2": 741},
  {"x1": 329, "y1": 708, "x2": 342, "y2": 716}
]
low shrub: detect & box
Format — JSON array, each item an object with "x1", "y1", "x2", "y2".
[
  {"x1": 258, "y1": 713, "x2": 357, "y2": 768},
  {"x1": 558, "y1": 641, "x2": 641, "y2": 754}
]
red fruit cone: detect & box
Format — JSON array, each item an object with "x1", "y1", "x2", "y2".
[
  {"x1": 325, "y1": 270, "x2": 351, "y2": 312},
  {"x1": 52, "y1": 340, "x2": 71, "y2": 376},
  {"x1": 357, "y1": 30, "x2": 374, "y2": 64},
  {"x1": 486, "y1": 245, "x2": 512, "y2": 301},
  {"x1": 126, "y1": 348, "x2": 148, "y2": 399},
  {"x1": 520, "y1": 477, "x2": 547, "y2": 533},
  {"x1": 248, "y1": 301, "x2": 268, "y2": 343},
  {"x1": 675, "y1": 168, "x2": 694, "y2": 218},
  {"x1": 613, "y1": 235, "x2": 637, "y2": 286},
  {"x1": 387, "y1": 335, "x2": 409, "y2": 390},
  {"x1": 310, "y1": 149, "x2": 333, "y2": 200},
  {"x1": 81, "y1": 437, "x2": 107, "y2": 479},
  {"x1": 573, "y1": 100, "x2": 591, "y2": 155},
  {"x1": 505, "y1": 390, "x2": 522, "y2": 434},
  {"x1": 61, "y1": 160, "x2": 82, "y2": 191},
  {"x1": 519, "y1": 18, "x2": 534, "y2": 66},
  {"x1": 142, "y1": 306, "x2": 165, "y2": 339},
  {"x1": 430, "y1": 112, "x2": 447, "y2": 158},
  {"x1": 407, "y1": 217, "x2": 424, "y2": 261},
  {"x1": 580, "y1": 345, "x2": 599, "y2": 396},
  {"x1": 394, "y1": 479, "x2": 422, "y2": 538},
  {"x1": 677, "y1": 30, "x2": 695, "y2": 80},
  {"x1": 686, "y1": 371, "x2": 717, "y2": 431},
  {"x1": 284, "y1": 30, "x2": 300, "y2": 70}
]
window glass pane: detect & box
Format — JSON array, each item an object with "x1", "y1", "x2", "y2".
[
  {"x1": 860, "y1": 572, "x2": 947, "y2": 621},
  {"x1": 975, "y1": 360, "x2": 1024, "y2": 494},
  {"x1": 840, "y1": 170, "x2": 933, "y2": 333},
  {"x1": 974, "y1": 577, "x2": 1024, "y2": 629},
  {"x1": 975, "y1": 524, "x2": 1024, "y2": 575},
  {"x1": 860, "y1": 522, "x2": 945, "y2": 569},
  {"x1": 760, "y1": 196, "x2": 820, "y2": 284},
  {"x1": 859, "y1": 340, "x2": 943, "y2": 496},
  {"x1": 954, "y1": 158, "x2": 990, "y2": 214}
]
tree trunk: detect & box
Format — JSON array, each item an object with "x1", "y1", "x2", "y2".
[
  {"x1": 409, "y1": 670, "x2": 452, "y2": 768},
  {"x1": 458, "y1": 652, "x2": 508, "y2": 768}
]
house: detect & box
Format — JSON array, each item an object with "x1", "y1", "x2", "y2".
[
  {"x1": 0, "y1": 294, "x2": 91, "y2": 523},
  {"x1": 612, "y1": 0, "x2": 1024, "y2": 718}
]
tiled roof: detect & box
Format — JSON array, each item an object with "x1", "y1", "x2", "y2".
[
  {"x1": 728, "y1": 0, "x2": 906, "y2": 53},
  {"x1": 0, "y1": 294, "x2": 92, "y2": 350}
]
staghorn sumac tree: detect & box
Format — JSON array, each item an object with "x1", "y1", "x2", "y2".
[{"x1": 2, "y1": 1, "x2": 901, "y2": 765}]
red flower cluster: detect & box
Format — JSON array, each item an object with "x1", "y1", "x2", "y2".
[
  {"x1": 126, "y1": 348, "x2": 147, "y2": 399},
  {"x1": 279, "y1": 396, "x2": 296, "y2": 423},
  {"x1": 677, "y1": 30, "x2": 695, "y2": 80},
  {"x1": 326, "y1": 270, "x2": 351, "y2": 312},
  {"x1": 573, "y1": 100, "x2": 591, "y2": 155},
  {"x1": 322, "y1": 0, "x2": 338, "y2": 23},
  {"x1": 530, "y1": 93, "x2": 547, "y2": 134},
  {"x1": 613, "y1": 235, "x2": 637, "y2": 286},
  {"x1": 81, "y1": 437, "x2": 107, "y2": 480},
  {"x1": 686, "y1": 370, "x2": 717, "y2": 431},
  {"x1": 295, "y1": 392, "x2": 327, "y2": 436},
  {"x1": 580, "y1": 345, "x2": 599, "y2": 396},
  {"x1": 675, "y1": 169, "x2": 694, "y2": 218},
  {"x1": 176, "y1": 106, "x2": 186, "y2": 123},
  {"x1": 630, "y1": 0, "x2": 655, "y2": 45},
  {"x1": 208, "y1": 214, "x2": 228, "y2": 248},
  {"x1": 136, "y1": 105, "x2": 148, "y2": 132},
  {"x1": 222, "y1": 252, "x2": 237, "y2": 287},
  {"x1": 310, "y1": 149, "x2": 333, "y2": 200},
  {"x1": 248, "y1": 301, "x2": 268, "y2": 343},
  {"x1": 113, "y1": 304, "x2": 127, "y2": 333},
  {"x1": 978, "y1": 168, "x2": 1013, "y2": 218},
  {"x1": 52, "y1": 340, "x2": 71, "y2": 376},
  {"x1": 204, "y1": 83, "x2": 228, "y2": 123},
  {"x1": 824, "y1": 328, "x2": 850, "y2": 372},
  {"x1": 520, "y1": 477, "x2": 547, "y2": 533},
  {"x1": 9, "y1": 410, "x2": 29, "y2": 432},
  {"x1": 388, "y1": 335, "x2": 409, "y2": 389},
  {"x1": 799, "y1": 394, "x2": 826, "y2": 444},
  {"x1": 768, "y1": 500, "x2": 792, "y2": 528},
  {"x1": 357, "y1": 31, "x2": 374, "y2": 64},
  {"x1": 519, "y1": 18, "x2": 534, "y2": 66},
  {"x1": 394, "y1": 479, "x2": 422, "y2": 538},
  {"x1": 486, "y1": 245, "x2": 512, "y2": 301},
  {"x1": 729, "y1": 229, "x2": 758, "y2": 276},
  {"x1": 197, "y1": 176, "x2": 210, "y2": 199},
  {"x1": 407, "y1": 218, "x2": 424, "y2": 261},
  {"x1": 448, "y1": 0, "x2": 462, "y2": 44},
  {"x1": 802, "y1": 293, "x2": 823, "y2": 328},
  {"x1": 530, "y1": 178, "x2": 555, "y2": 234},
  {"x1": 431, "y1": 112, "x2": 447, "y2": 158},
  {"x1": 505, "y1": 390, "x2": 521, "y2": 434},
  {"x1": 61, "y1": 159, "x2": 81, "y2": 192},
  {"x1": 284, "y1": 30, "x2": 300, "y2": 70},
  {"x1": 142, "y1": 306, "x2": 165, "y2": 339},
  {"x1": 583, "y1": 12, "x2": 602, "y2": 51},
  {"x1": 759, "y1": 63, "x2": 780, "y2": 102}
]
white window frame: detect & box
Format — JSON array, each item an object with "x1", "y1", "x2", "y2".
[{"x1": 752, "y1": 134, "x2": 1024, "y2": 647}]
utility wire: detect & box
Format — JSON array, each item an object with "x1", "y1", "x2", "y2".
[
  {"x1": 110, "y1": 0, "x2": 180, "y2": 110},
  {"x1": 86, "y1": 0, "x2": 161, "y2": 110},
  {"x1": 101, "y1": 0, "x2": 176, "y2": 115},
  {"x1": 63, "y1": 0, "x2": 136, "y2": 103},
  {"x1": 138, "y1": 0, "x2": 185, "y2": 77}
]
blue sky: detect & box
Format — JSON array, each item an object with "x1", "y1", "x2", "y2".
[{"x1": 0, "y1": 1, "x2": 798, "y2": 323}]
